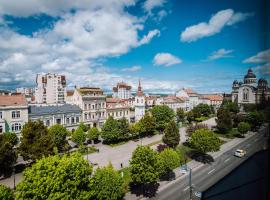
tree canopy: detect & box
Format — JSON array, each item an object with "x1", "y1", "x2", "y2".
[
  {"x1": 158, "y1": 148, "x2": 180, "y2": 176},
  {"x1": 90, "y1": 164, "x2": 124, "y2": 200},
  {"x1": 137, "y1": 112, "x2": 156, "y2": 137},
  {"x1": 193, "y1": 103, "x2": 212, "y2": 117},
  {"x1": 15, "y1": 153, "x2": 93, "y2": 200},
  {"x1": 19, "y1": 120, "x2": 54, "y2": 161},
  {"x1": 78, "y1": 122, "x2": 89, "y2": 132},
  {"x1": 87, "y1": 127, "x2": 100, "y2": 142},
  {"x1": 151, "y1": 105, "x2": 175, "y2": 131},
  {"x1": 72, "y1": 127, "x2": 87, "y2": 145},
  {"x1": 48, "y1": 124, "x2": 69, "y2": 152},
  {"x1": 245, "y1": 111, "x2": 266, "y2": 130},
  {"x1": 189, "y1": 129, "x2": 221, "y2": 154},
  {"x1": 0, "y1": 184, "x2": 14, "y2": 200},
  {"x1": 237, "y1": 122, "x2": 251, "y2": 136},
  {"x1": 216, "y1": 108, "x2": 232, "y2": 134},
  {"x1": 162, "y1": 120, "x2": 180, "y2": 148},
  {"x1": 130, "y1": 146, "x2": 160, "y2": 185},
  {"x1": 176, "y1": 108, "x2": 185, "y2": 123}
]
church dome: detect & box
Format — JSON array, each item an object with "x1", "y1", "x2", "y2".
[
  {"x1": 233, "y1": 80, "x2": 238, "y2": 84},
  {"x1": 258, "y1": 78, "x2": 268, "y2": 87},
  {"x1": 244, "y1": 69, "x2": 256, "y2": 79}
]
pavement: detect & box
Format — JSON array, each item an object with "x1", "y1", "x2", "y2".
[{"x1": 145, "y1": 125, "x2": 269, "y2": 200}]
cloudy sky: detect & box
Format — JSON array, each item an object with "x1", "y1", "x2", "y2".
[{"x1": 0, "y1": 0, "x2": 269, "y2": 93}]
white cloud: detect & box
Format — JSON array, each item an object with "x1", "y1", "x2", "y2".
[
  {"x1": 153, "y1": 53, "x2": 182, "y2": 67},
  {"x1": 143, "y1": 0, "x2": 166, "y2": 13},
  {"x1": 180, "y1": 9, "x2": 253, "y2": 42},
  {"x1": 121, "y1": 65, "x2": 142, "y2": 72},
  {"x1": 157, "y1": 10, "x2": 167, "y2": 21},
  {"x1": 137, "y1": 29, "x2": 160, "y2": 46},
  {"x1": 255, "y1": 63, "x2": 270, "y2": 75},
  {"x1": 243, "y1": 49, "x2": 270, "y2": 63},
  {"x1": 207, "y1": 48, "x2": 234, "y2": 60}
]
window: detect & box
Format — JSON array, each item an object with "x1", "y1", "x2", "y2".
[
  {"x1": 12, "y1": 111, "x2": 20, "y2": 119},
  {"x1": 84, "y1": 104, "x2": 87, "y2": 110},
  {"x1": 56, "y1": 119, "x2": 61, "y2": 124},
  {"x1": 72, "y1": 117, "x2": 75, "y2": 124},
  {"x1": 76, "y1": 117, "x2": 79, "y2": 123},
  {"x1": 0, "y1": 111, "x2": 2, "y2": 119},
  {"x1": 12, "y1": 123, "x2": 21, "y2": 132},
  {"x1": 84, "y1": 113, "x2": 88, "y2": 120},
  {"x1": 0, "y1": 125, "x2": 3, "y2": 133},
  {"x1": 46, "y1": 120, "x2": 50, "y2": 126},
  {"x1": 66, "y1": 118, "x2": 70, "y2": 124},
  {"x1": 243, "y1": 88, "x2": 249, "y2": 101}
]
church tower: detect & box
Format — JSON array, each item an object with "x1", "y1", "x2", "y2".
[{"x1": 134, "y1": 79, "x2": 145, "y2": 122}]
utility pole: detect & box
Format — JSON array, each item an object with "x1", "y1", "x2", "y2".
[
  {"x1": 13, "y1": 166, "x2": 16, "y2": 189},
  {"x1": 189, "y1": 168, "x2": 192, "y2": 200}
]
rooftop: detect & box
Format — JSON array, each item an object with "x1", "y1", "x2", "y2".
[
  {"x1": 29, "y1": 104, "x2": 81, "y2": 115},
  {"x1": 0, "y1": 94, "x2": 28, "y2": 107}
]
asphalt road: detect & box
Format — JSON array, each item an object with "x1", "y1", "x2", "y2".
[{"x1": 151, "y1": 129, "x2": 268, "y2": 200}]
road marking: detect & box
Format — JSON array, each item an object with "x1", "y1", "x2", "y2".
[
  {"x1": 224, "y1": 158, "x2": 231, "y2": 163},
  {"x1": 208, "y1": 169, "x2": 215, "y2": 174},
  {"x1": 183, "y1": 186, "x2": 189, "y2": 191}
]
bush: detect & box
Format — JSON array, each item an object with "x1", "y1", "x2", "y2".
[
  {"x1": 87, "y1": 127, "x2": 100, "y2": 142},
  {"x1": 158, "y1": 148, "x2": 180, "y2": 176},
  {"x1": 237, "y1": 122, "x2": 251, "y2": 136},
  {"x1": 72, "y1": 127, "x2": 86, "y2": 145},
  {"x1": 245, "y1": 111, "x2": 266, "y2": 130},
  {"x1": 157, "y1": 144, "x2": 168, "y2": 153},
  {"x1": 186, "y1": 123, "x2": 209, "y2": 137},
  {"x1": 0, "y1": 184, "x2": 14, "y2": 200}
]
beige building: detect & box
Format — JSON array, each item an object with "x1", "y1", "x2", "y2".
[
  {"x1": 106, "y1": 98, "x2": 130, "y2": 121},
  {"x1": 0, "y1": 94, "x2": 28, "y2": 135},
  {"x1": 66, "y1": 87, "x2": 106, "y2": 128},
  {"x1": 35, "y1": 73, "x2": 67, "y2": 104}
]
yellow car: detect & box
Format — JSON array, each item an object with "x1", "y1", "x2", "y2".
[{"x1": 234, "y1": 149, "x2": 246, "y2": 158}]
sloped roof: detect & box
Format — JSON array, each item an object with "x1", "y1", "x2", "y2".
[
  {"x1": 29, "y1": 104, "x2": 81, "y2": 116},
  {"x1": 0, "y1": 94, "x2": 27, "y2": 106}
]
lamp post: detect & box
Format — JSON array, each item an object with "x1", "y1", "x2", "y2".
[
  {"x1": 12, "y1": 166, "x2": 16, "y2": 189},
  {"x1": 189, "y1": 168, "x2": 192, "y2": 200}
]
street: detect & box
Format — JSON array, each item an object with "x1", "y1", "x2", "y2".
[{"x1": 150, "y1": 126, "x2": 268, "y2": 200}]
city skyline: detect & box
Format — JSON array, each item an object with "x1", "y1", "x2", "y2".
[{"x1": 0, "y1": 0, "x2": 269, "y2": 93}]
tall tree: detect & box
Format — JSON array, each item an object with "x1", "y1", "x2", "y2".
[
  {"x1": 19, "y1": 120, "x2": 54, "y2": 161},
  {"x1": 3, "y1": 132, "x2": 18, "y2": 146},
  {"x1": 130, "y1": 146, "x2": 160, "y2": 185},
  {"x1": 101, "y1": 116, "x2": 120, "y2": 143},
  {"x1": 0, "y1": 184, "x2": 14, "y2": 200},
  {"x1": 48, "y1": 124, "x2": 69, "y2": 152},
  {"x1": 87, "y1": 127, "x2": 100, "y2": 142},
  {"x1": 158, "y1": 148, "x2": 180, "y2": 176},
  {"x1": 186, "y1": 111, "x2": 195, "y2": 124},
  {"x1": 0, "y1": 135, "x2": 17, "y2": 176},
  {"x1": 15, "y1": 153, "x2": 93, "y2": 200},
  {"x1": 117, "y1": 117, "x2": 130, "y2": 140},
  {"x1": 90, "y1": 164, "x2": 124, "y2": 200},
  {"x1": 78, "y1": 122, "x2": 89, "y2": 132},
  {"x1": 72, "y1": 127, "x2": 86, "y2": 145},
  {"x1": 189, "y1": 129, "x2": 221, "y2": 154},
  {"x1": 151, "y1": 105, "x2": 175, "y2": 131},
  {"x1": 237, "y1": 122, "x2": 251, "y2": 136},
  {"x1": 176, "y1": 108, "x2": 185, "y2": 123},
  {"x1": 216, "y1": 108, "x2": 232, "y2": 134},
  {"x1": 193, "y1": 104, "x2": 212, "y2": 117},
  {"x1": 245, "y1": 111, "x2": 266, "y2": 130},
  {"x1": 137, "y1": 112, "x2": 156, "y2": 137},
  {"x1": 162, "y1": 120, "x2": 180, "y2": 148}
]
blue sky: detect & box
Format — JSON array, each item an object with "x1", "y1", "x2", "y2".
[{"x1": 0, "y1": 0, "x2": 269, "y2": 93}]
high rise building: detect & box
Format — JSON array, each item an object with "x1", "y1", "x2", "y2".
[
  {"x1": 35, "y1": 73, "x2": 67, "y2": 104},
  {"x1": 112, "y1": 82, "x2": 132, "y2": 99}
]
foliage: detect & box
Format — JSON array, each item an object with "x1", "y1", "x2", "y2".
[
  {"x1": 157, "y1": 144, "x2": 168, "y2": 153},
  {"x1": 78, "y1": 122, "x2": 89, "y2": 132},
  {"x1": 223, "y1": 102, "x2": 239, "y2": 113},
  {"x1": 186, "y1": 123, "x2": 209, "y2": 137},
  {"x1": 101, "y1": 116, "x2": 122, "y2": 143},
  {"x1": 242, "y1": 104, "x2": 257, "y2": 113},
  {"x1": 216, "y1": 108, "x2": 232, "y2": 134},
  {"x1": 189, "y1": 129, "x2": 221, "y2": 154},
  {"x1": 117, "y1": 117, "x2": 130, "y2": 140},
  {"x1": 87, "y1": 127, "x2": 100, "y2": 142},
  {"x1": 90, "y1": 164, "x2": 124, "y2": 200},
  {"x1": 186, "y1": 111, "x2": 195, "y2": 124},
  {"x1": 193, "y1": 103, "x2": 212, "y2": 117},
  {"x1": 244, "y1": 111, "x2": 266, "y2": 130},
  {"x1": 130, "y1": 146, "x2": 160, "y2": 185},
  {"x1": 128, "y1": 123, "x2": 139, "y2": 138},
  {"x1": 194, "y1": 116, "x2": 209, "y2": 122},
  {"x1": 3, "y1": 132, "x2": 18, "y2": 146},
  {"x1": 48, "y1": 124, "x2": 69, "y2": 152},
  {"x1": 137, "y1": 112, "x2": 156, "y2": 137},
  {"x1": 19, "y1": 120, "x2": 54, "y2": 161},
  {"x1": 158, "y1": 148, "x2": 180, "y2": 176},
  {"x1": 78, "y1": 145, "x2": 98, "y2": 155},
  {"x1": 15, "y1": 153, "x2": 93, "y2": 200},
  {"x1": 0, "y1": 184, "x2": 14, "y2": 200},
  {"x1": 176, "y1": 108, "x2": 185, "y2": 123},
  {"x1": 162, "y1": 120, "x2": 180, "y2": 148},
  {"x1": 72, "y1": 127, "x2": 86, "y2": 145},
  {"x1": 151, "y1": 105, "x2": 175, "y2": 131},
  {"x1": 232, "y1": 114, "x2": 245, "y2": 128},
  {"x1": 237, "y1": 122, "x2": 251, "y2": 135}
]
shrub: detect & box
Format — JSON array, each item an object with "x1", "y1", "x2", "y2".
[
  {"x1": 158, "y1": 148, "x2": 180, "y2": 176},
  {"x1": 186, "y1": 123, "x2": 209, "y2": 137},
  {"x1": 237, "y1": 122, "x2": 251, "y2": 136},
  {"x1": 0, "y1": 184, "x2": 14, "y2": 200}
]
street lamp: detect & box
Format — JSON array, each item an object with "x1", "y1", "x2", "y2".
[{"x1": 12, "y1": 166, "x2": 16, "y2": 190}]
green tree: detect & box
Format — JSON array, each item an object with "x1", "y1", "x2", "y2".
[
  {"x1": 237, "y1": 122, "x2": 251, "y2": 136},
  {"x1": 0, "y1": 184, "x2": 14, "y2": 200},
  {"x1": 176, "y1": 108, "x2": 185, "y2": 123},
  {"x1": 216, "y1": 108, "x2": 232, "y2": 134},
  {"x1": 158, "y1": 148, "x2": 180, "y2": 176},
  {"x1": 90, "y1": 164, "x2": 124, "y2": 200},
  {"x1": 101, "y1": 116, "x2": 120, "y2": 143},
  {"x1": 72, "y1": 127, "x2": 86, "y2": 145},
  {"x1": 0, "y1": 135, "x2": 17, "y2": 176},
  {"x1": 162, "y1": 120, "x2": 180, "y2": 148},
  {"x1": 48, "y1": 124, "x2": 69, "y2": 152},
  {"x1": 78, "y1": 122, "x2": 89, "y2": 132},
  {"x1": 151, "y1": 105, "x2": 175, "y2": 131},
  {"x1": 19, "y1": 120, "x2": 54, "y2": 161},
  {"x1": 87, "y1": 127, "x2": 100, "y2": 142},
  {"x1": 15, "y1": 153, "x2": 93, "y2": 200},
  {"x1": 186, "y1": 123, "x2": 209, "y2": 137},
  {"x1": 117, "y1": 117, "x2": 130, "y2": 140},
  {"x1": 137, "y1": 112, "x2": 156, "y2": 137},
  {"x1": 245, "y1": 111, "x2": 266, "y2": 130},
  {"x1": 224, "y1": 102, "x2": 239, "y2": 113},
  {"x1": 186, "y1": 111, "x2": 194, "y2": 124},
  {"x1": 130, "y1": 146, "x2": 160, "y2": 185},
  {"x1": 193, "y1": 104, "x2": 212, "y2": 117},
  {"x1": 3, "y1": 132, "x2": 18, "y2": 146},
  {"x1": 189, "y1": 129, "x2": 221, "y2": 154}
]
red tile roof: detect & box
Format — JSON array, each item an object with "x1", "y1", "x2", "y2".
[
  {"x1": 0, "y1": 94, "x2": 28, "y2": 106},
  {"x1": 204, "y1": 95, "x2": 223, "y2": 101}
]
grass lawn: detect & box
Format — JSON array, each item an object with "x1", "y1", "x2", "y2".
[
  {"x1": 76, "y1": 146, "x2": 99, "y2": 155},
  {"x1": 214, "y1": 128, "x2": 240, "y2": 139},
  {"x1": 145, "y1": 140, "x2": 162, "y2": 147},
  {"x1": 108, "y1": 141, "x2": 128, "y2": 147},
  {"x1": 118, "y1": 167, "x2": 131, "y2": 192}
]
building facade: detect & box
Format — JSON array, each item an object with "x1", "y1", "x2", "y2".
[
  {"x1": 134, "y1": 80, "x2": 145, "y2": 122},
  {"x1": 66, "y1": 87, "x2": 106, "y2": 128},
  {"x1": 106, "y1": 98, "x2": 130, "y2": 121},
  {"x1": 35, "y1": 73, "x2": 67, "y2": 104},
  {"x1": 28, "y1": 104, "x2": 82, "y2": 131},
  {"x1": 232, "y1": 69, "x2": 270, "y2": 105},
  {"x1": 0, "y1": 94, "x2": 28, "y2": 135},
  {"x1": 112, "y1": 82, "x2": 132, "y2": 99}
]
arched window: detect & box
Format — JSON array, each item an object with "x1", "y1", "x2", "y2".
[
  {"x1": 243, "y1": 88, "x2": 249, "y2": 101},
  {"x1": 12, "y1": 123, "x2": 21, "y2": 132}
]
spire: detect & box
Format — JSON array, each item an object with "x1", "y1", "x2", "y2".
[{"x1": 136, "y1": 79, "x2": 143, "y2": 97}]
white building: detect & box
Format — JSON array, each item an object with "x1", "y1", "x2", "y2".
[
  {"x1": 134, "y1": 80, "x2": 145, "y2": 122},
  {"x1": 112, "y1": 82, "x2": 132, "y2": 99},
  {"x1": 232, "y1": 69, "x2": 270, "y2": 105},
  {"x1": 162, "y1": 96, "x2": 186, "y2": 112},
  {"x1": 106, "y1": 98, "x2": 130, "y2": 121},
  {"x1": 0, "y1": 94, "x2": 28, "y2": 135},
  {"x1": 28, "y1": 104, "x2": 82, "y2": 131},
  {"x1": 35, "y1": 73, "x2": 67, "y2": 104},
  {"x1": 66, "y1": 87, "x2": 106, "y2": 128},
  {"x1": 16, "y1": 87, "x2": 34, "y2": 96}
]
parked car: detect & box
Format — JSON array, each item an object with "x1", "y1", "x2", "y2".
[{"x1": 234, "y1": 149, "x2": 246, "y2": 158}]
